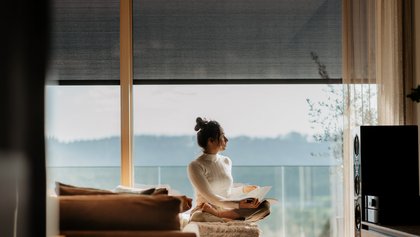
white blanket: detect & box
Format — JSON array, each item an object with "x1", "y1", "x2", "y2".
[{"x1": 183, "y1": 221, "x2": 260, "y2": 237}]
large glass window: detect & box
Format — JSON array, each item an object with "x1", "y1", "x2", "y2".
[
  {"x1": 45, "y1": 0, "x2": 350, "y2": 236},
  {"x1": 45, "y1": 86, "x2": 121, "y2": 190},
  {"x1": 133, "y1": 85, "x2": 344, "y2": 236},
  {"x1": 132, "y1": 0, "x2": 343, "y2": 236},
  {"x1": 132, "y1": 0, "x2": 344, "y2": 236},
  {"x1": 46, "y1": 0, "x2": 120, "y2": 191},
  {"x1": 46, "y1": 86, "x2": 121, "y2": 189}
]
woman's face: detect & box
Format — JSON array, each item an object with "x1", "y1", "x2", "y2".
[
  {"x1": 217, "y1": 128, "x2": 228, "y2": 151},
  {"x1": 205, "y1": 126, "x2": 229, "y2": 153}
]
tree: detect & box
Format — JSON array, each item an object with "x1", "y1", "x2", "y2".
[
  {"x1": 307, "y1": 52, "x2": 377, "y2": 161},
  {"x1": 306, "y1": 52, "x2": 343, "y2": 161}
]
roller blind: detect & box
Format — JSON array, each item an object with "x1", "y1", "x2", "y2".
[
  {"x1": 133, "y1": 0, "x2": 341, "y2": 80},
  {"x1": 48, "y1": 0, "x2": 341, "y2": 83},
  {"x1": 48, "y1": 0, "x2": 120, "y2": 82}
]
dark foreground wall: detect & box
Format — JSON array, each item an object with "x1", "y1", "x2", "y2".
[{"x1": 0, "y1": 1, "x2": 49, "y2": 236}]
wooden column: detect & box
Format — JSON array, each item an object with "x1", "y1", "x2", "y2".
[{"x1": 120, "y1": 0, "x2": 134, "y2": 187}]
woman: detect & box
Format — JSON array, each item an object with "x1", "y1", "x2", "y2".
[{"x1": 187, "y1": 117, "x2": 270, "y2": 222}]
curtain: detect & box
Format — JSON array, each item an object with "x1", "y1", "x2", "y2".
[
  {"x1": 342, "y1": 0, "x2": 413, "y2": 236},
  {"x1": 376, "y1": 0, "x2": 406, "y2": 125},
  {"x1": 342, "y1": 0, "x2": 377, "y2": 236}
]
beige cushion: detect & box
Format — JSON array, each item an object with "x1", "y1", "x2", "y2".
[{"x1": 59, "y1": 194, "x2": 182, "y2": 231}]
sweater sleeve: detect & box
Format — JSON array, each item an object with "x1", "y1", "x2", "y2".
[{"x1": 188, "y1": 161, "x2": 239, "y2": 209}]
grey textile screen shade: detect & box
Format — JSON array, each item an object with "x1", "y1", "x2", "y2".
[
  {"x1": 48, "y1": 0, "x2": 341, "y2": 83},
  {"x1": 133, "y1": 0, "x2": 341, "y2": 80},
  {"x1": 48, "y1": 0, "x2": 120, "y2": 82}
]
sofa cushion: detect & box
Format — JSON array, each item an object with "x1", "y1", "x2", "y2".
[
  {"x1": 113, "y1": 185, "x2": 169, "y2": 195},
  {"x1": 56, "y1": 182, "x2": 116, "y2": 196},
  {"x1": 56, "y1": 182, "x2": 167, "y2": 196},
  {"x1": 59, "y1": 194, "x2": 182, "y2": 231}
]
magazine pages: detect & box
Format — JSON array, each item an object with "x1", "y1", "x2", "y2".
[{"x1": 227, "y1": 186, "x2": 278, "y2": 204}]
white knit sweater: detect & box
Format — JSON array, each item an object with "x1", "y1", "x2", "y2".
[{"x1": 187, "y1": 153, "x2": 243, "y2": 209}]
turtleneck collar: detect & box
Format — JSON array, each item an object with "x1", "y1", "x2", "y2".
[{"x1": 200, "y1": 152, "x2": 219, "y2": 161}]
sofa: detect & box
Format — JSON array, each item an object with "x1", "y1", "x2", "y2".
[{"x1": 55, "y1": 182, "x2": 196, "y2": 237}]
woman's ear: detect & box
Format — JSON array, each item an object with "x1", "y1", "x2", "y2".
[{"x1": 207, "y1": 137, "x2": 216, "y2": 146}]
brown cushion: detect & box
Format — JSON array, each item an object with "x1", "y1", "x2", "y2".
[
  {"x1": 59, "y1": 194, "x2": 182, "y2": 231},
  {"x1": 150, "y1": 187, "x2": 169, "y2": 195},
  {"x1": 56, "y1": 182, "x2": 165, "y2": 196},
  {"x1": 173, "y1": 195, "x2": 192, "y2": 213},
  {"x1": 56, "y1": 182, "x2": 116, "y2": 196}
]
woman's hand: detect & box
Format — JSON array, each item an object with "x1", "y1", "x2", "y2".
[
  {"x1": 239, "y1": 198, "x2": 260, "y2": 209},
  {"x1": 242, "y1": 185, "x2": 258, "y2": 193}
]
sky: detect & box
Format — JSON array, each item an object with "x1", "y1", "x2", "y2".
[{"x1": 45, "y1": 84, "x2": 341, "y2": 142}]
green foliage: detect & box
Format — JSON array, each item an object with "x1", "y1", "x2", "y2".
[
  {"x1": 307, "y1": 52, "x2": 343, "y2": 161},
  {"x1": 306, "y1": 52, "x2": 377, "y2": 162},
  {"x1": 310, "y1": 52, "x2": 330, "y2": 80},
  {"x1": 407, "y1": 85, "x2": 420, "y2": 102}
]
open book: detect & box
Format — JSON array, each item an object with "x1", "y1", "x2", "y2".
[{"x1": 227, "y1": 186, "x2": 278, "y2": 204}]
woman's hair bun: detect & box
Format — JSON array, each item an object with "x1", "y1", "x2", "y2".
[{"x1": 194, "y1": 117, "x2": 207, "y2": 131}]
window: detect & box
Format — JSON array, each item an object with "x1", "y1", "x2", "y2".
[
  {"x1": 46, "y1": 86, "x2": 121, "y2": 190},
  {"x1": 46, "y1": 0, "x2": 120, "y2": 190},
  {"x1": 133, "y1": 85, "x2": 344, "y2": 236},
  {"x1": 131, "y1": 0, "x2": 343, "y2": 235},
  {"x1": 46, "y1": 0, "x2": 346, "y2": 236}
]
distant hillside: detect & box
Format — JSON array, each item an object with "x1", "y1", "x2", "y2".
[{"x1": 47, "y1": 132, "x2": 336, "y2": 167}]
